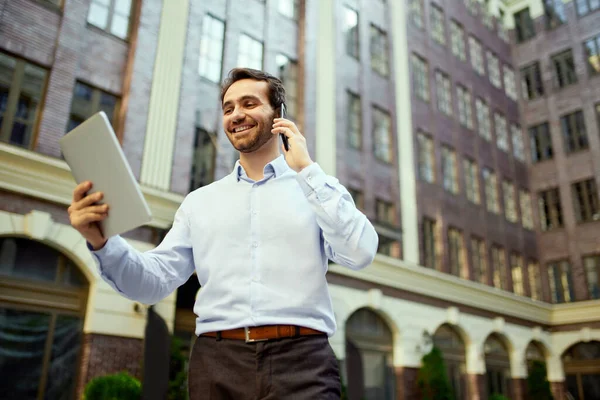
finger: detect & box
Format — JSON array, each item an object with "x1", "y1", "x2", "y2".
[
  {"x1": 80, "y1": 204, "x2": 109, "y2": 214},
  {"x1": 73, "y1": 181, "x2": 92, "y2": 203},
  {"x1": 73, "y1": 191, "x2": 104, "y2": 212},
  {"x1": 271, "y1": 126, "x2": 295, "y2": 138},
  {"x1": 75, "y1": 211, "x2": 108, "y2": 226},
  {"x1": 272, "y1": 119, "x2": 297, "y2": 130}
]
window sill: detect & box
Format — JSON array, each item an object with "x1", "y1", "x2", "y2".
[{"x1": 86, "y1": 23, "x2": 130, "y2": 44}]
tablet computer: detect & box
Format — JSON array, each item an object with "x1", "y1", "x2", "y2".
[{"x1": 59, "y1": 111, "x2": 152, "y2": 238}]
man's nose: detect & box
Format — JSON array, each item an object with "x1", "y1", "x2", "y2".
[{"x1": 231, "y1": 107, "x2": 245, "y2": 123}]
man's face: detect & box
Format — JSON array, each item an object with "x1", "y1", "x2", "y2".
[{"x1": 222, "y1": 79, "x2": 276, "y2": 153}]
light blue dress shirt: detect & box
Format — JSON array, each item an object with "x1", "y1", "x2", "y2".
[{"x1": 92, "y1": 155, "x2": 378, "y2": 336}]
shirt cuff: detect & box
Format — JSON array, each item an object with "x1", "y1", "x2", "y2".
[{"x1": 296, "y1": 162, "x2": 329, "y2": 197}]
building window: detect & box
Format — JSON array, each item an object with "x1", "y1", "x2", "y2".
[
  {"x1": 376, "y1": 199, "x2": 396, "y2": 226},
  {"x1": 431, "y1": 4, "x2": 446, "y2": 46},
  {"x1": 520, "y1": 190, "x2": 534, "y2": 230},
  {"x1": 435, "y1": 70, "x2": 452, "y2": 116},
  {"x1": 276, "y1": 55, "x2": 298, "y2": 118},
  {"x1": 487, "y1": 51, "x2": 502, "y2": 89},
  {"x1": 409, "y1": 0, "x2": 424, "y2": 28},
  {"x1": 471, "y1": 237, "x2": 487, "y2": 284},
  {"x1": 189, "y1": 128, "x2": 216, "y2": 191},
  {"x1": 584, "y1": 34, "x2": 600, "y2": 76},
  {"x1": 476, "y1": 98, "x2": 491, "y2": 140},
  {"x1": 584, "y1": 255, "x2": 600, "y2": 299},
  {"x1": 343, "y1": 7, "x2": 360, "y2": 59},
  {"x1": 494, "y1": 112, "x2": 509, "y2": 152},
  {"x1": 448, "y1": 228, "x2": 465, "y2": 278},
  {"x1": 544, "y1": 0, "x2": 566, "y2": 29},
  {"x1": 572, "y1": 179, "x2": 600, "y2": 223},
  {"x1": 87, "y1": 0, "x2": 134, "y2": 40},
  {"x1": 68, "y1": 81, "x2": 119, "y2": 133},
  {"x1": 370, "y1": 24, "x2": 389, "y2": 77},
  {"x1": 548, "y1": 260, "x2": 573, "y2": 303},
  {"x1": 457, "y1": 85, "x2": 473, "y2": 129},
  {"x1": 378, "y1": 236, "x2": 402, "y2": 258},
  {"x1": 528, "y1": 261, "x2": 542, "y2": 300},
  {"x1": 514, "y1": 8, "x2": 535, "y2": 43},
  {"x1": 511, "y1": 253, "x2": 525, "y2": 296},
  {"x1": 198, "y1": 15, "x2": 225, "y2": 83},
  {"x1": 442, "y1": 146, "x2": 459, "y2": 194},
  {"x1": 552, "y1": 49, "x2": 577, "y2": 88},
  {"x1": 491, "y1": 245, "x2": 507, "y2": 290},
  {"x1": 278, "y1": 0, "x2": 300, "y2": 20},
  {"x1": 238, "y1": 34, "x2": 263, "y2": 70},
  {"x1": 373, "y1": 106, "x2": 392, "y2": 162},
  {"x1": 464, "y1": 158, "x2": 480, "y2": 205},
  {"x1": 348, "y1": 188, "x2": 365, "y2": 210},
  {"x1": 521, "y1": 62, "x2": 544, "y2": 100},
  {"x1": 450, "y1": 20, "x2": 466, "y2": 61},
  {"x1": 539, "y1": 187, "x2": 563, "y2": 231},
  {"x1": 347, "y1": 92, "x2": 362, "y2": 149},
  {"x1": 575, "y1": 0, "x2": 600, "y2": 17},
  {"x1": 529, "y1": 122, "x2": 553, "y2": 162},
  {"x1": 483, "y1": 168, "x2": 500, "y2": 214},
  {"x1": 503, "y1": 180, "x2": 518, "y2": 223},
  {"x1": 417, "y1": 132, "x2": 435, "y2": 183},
  {"x1": 0, "y1": 52, "x2": 48, "y2": 149},
  {"x1": 412, "y1": 54, "x2": 430, "y2": 102},
  {"x1": 503, "y1": 66, "x2": 517, "y2": 101},
  {"x1": 561, "y1": 110, "x2": 588, "y2": 153},
  {"x1": 469, "y1": 36, "x2": 485, "y2": 76},
  {"x1": 423, "y1": 218, "x2": 437, "y2": 269},
  {"x1": 511, "y1": 124, "x2": 525, "y2": 162}
]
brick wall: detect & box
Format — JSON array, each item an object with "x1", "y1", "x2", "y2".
[
  {"x1": 75, "y1": 333, "x2": 144, "y2": 399},
  {"x1": 512, "y1": 377, "x2": 526, "y2": 400},
  {"x1": 467, "y1": 374, "x2": 486, "y2": 400},
  {"x1": 550, "y1": 380, "x2": 567, "y2": 400},
  {"x1": 395, "y1": 366, "x2": 419, "y2": 400}
]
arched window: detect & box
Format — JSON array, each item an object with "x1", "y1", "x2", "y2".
[
  {"x1": 433, "y1": 324, "x2": 466, "y2": 399},
  {"x1": 484, "y1": 333, "x2": 511, "y2": 398},
  {"x1": 0, "y1": 237, "x2": 88, "y2": 400},
  {"x1": 345, "y1": 308, "x2": 395, "y2": 400},
  {"x1": 562, "y1": 341, "x2": 600, "y2": 400}
]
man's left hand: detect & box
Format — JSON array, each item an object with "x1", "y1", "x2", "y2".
[{"x1": 272, "y1": 118, "x2": 314, "y2": 173}]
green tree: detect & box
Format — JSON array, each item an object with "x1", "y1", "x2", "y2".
[
  {"x1": 168, "y1": 336, "x2": 189, "y2": 400},
  {"x1": 417, "y1": 346, "x2": 454, "y2": 400},
  {"x1": 489, "y1": 394, "x2": 510, "y2": 400},
  {"x1": 84, "y1": 371, "x2": 141, "y2": 400},
  {"x1": 527, "y1": 360, "x2": 553, "y2": 400}
]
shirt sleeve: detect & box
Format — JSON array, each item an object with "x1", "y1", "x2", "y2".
[
  {"x1": 91, "y1": 201, "x2": 195, "y2": 304},
  {"x1": 296, "y1": 163, "x2": 379, "y2": 270}
]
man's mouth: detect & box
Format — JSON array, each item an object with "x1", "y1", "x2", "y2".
[{"x1": 232, "y1": 125, "x2": 255, "y2": 134}]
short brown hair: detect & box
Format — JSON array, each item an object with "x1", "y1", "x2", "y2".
[{"x1": 220, "y1": 68, "x2": 286, "y2": 111}]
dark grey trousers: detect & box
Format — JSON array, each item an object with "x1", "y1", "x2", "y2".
[{"x1": 188, "y1": 334, "x2": 341, "y2": 399}]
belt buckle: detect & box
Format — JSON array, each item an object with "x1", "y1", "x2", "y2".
[{"x1": 244, "y1": 327, "x2": 268, "y2": 343}]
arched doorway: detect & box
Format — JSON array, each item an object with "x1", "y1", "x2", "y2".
[
  {"x1": 433, "y1": 324, "x2": 466, "y2": 399},
  {"x1": 484, "y1": 333, "x2": 511, "y2": 398},
  {"x1": 0, "y1": 237, "x2": 89, "y2": 400},
  {"x1": 345, "y1": 308, "x2": 395, "y2": 400},
  {"x1": 562, "y1": 341, "x2": 600, "y2": 400}
]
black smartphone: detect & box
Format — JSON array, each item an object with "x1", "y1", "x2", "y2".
[{"x1": 280, "y1": 103, "x2": 289, "y2": 151}]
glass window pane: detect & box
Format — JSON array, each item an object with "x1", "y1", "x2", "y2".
[
  {"x1": 0, "y1": 308, "x2": 51, "y2": 400},
  {"x1": 0, "y1": 238, "x2": 59, "y2": 282},
  {"x1": 110, "y1": 14, "x2": 130, "y2": 39},
  {"x1": 114, "y1": 0, "x2": 132, "y2": 16},
  {"x1": 43, "y1": 316, "x2": 83, "y2": 400},
  {"x1": 87, "y1": 3, "x2": 110, "y2": 29}
]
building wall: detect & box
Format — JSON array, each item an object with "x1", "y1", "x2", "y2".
[{"x1": 508, "y1": 0, "x2": 600, "y2": 301}]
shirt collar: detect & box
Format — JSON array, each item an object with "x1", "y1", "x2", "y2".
[{"x1": 231, "y1": 155, "x2": 289, "y2": 182}]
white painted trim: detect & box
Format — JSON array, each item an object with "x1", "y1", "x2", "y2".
[
  {"x1": 315, "y1": 0, "x2": 336, "y2": 175},
  {"x1": 389, "y1": 0, "x2": 419, "y2": 264},
  {"x1": 0, "y1": 143, "x2": 184, "y2": 229},
  {"x1": 140, "y1": 0, "x2": 190, "y2": 190}
]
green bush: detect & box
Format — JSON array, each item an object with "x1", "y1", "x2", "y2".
[
  {"x1": 168, "y1": 336, "x2": 189, "y2": 400},
  {"x1": 84, "y1": 371, "x2": 141, "y2": 400},
  {"x1": 527, "y1": 360, "x2": 553, "y2": 400},
  {"x1": 417, "y1": 346, "x2": 454, "y2": 400},
  {"x1": 489, "y1": 394, "x2": 510, "y2": 400}
]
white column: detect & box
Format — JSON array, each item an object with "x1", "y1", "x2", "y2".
[
  {"x1": 140, "y1": 0, "x2": 190, "y2": 190},
  {"x1": 389, "y1": 0, "x2": 419, "y2": 264},
  {"x1": 315, "y1": 0, "x2": 336, "y2": 175}
]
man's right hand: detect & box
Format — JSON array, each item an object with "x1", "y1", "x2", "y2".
[{"x1": 68, "y1": 181, "x2": 109, "y2": 250}]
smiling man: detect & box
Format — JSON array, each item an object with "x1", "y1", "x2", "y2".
[{"x1": 67, "y1": 68, "x2": 378, "y2": 399}]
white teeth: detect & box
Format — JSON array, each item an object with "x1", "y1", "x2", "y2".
[{"x1": 234, "y1": 125, "x2": 253, "y2": 133}]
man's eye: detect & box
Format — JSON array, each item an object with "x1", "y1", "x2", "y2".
[
  {"x1": 245, "y1": 102, "x2": 256, "y2": 107},
  {"x1": 224, "y1": 109, "x2": 232, "y2": 115}
]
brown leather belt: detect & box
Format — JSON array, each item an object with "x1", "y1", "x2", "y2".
[{"x1": 201, "y1": 325, "x2": 325, "y2": 343}]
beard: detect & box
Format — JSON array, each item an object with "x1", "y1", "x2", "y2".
[{"x1": 226, "y1": 117, "x2": 275, "y2": 153}]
